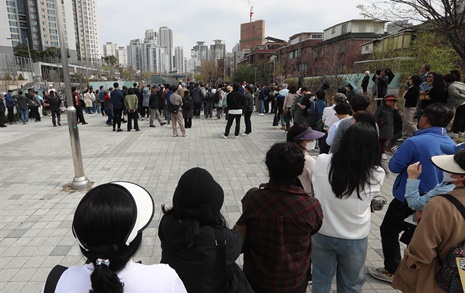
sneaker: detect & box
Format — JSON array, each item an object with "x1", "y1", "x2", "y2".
[
  {"x1": 117, "y1": 128, "x2": 123, "y2": 132},
  {"x1": 135, "y1": 129, "x2": 140, "y2": 131},
  {"x1": 82, "y1": 122, "x2": 88, "y2": 125},
  {"x1": 235, "y1": 136, "x2": 239, "y2": 139},
  {"x1": 280, "y1": 125, "x2": 285, "y2": 130},
  {"x1": 368, "y1": 267, "x2": 394, "y2": 283},
  {"x1": 459, "y1": 132, "x2": 464, "y2": 138},
  {"x1": 382, "y1": 153, "x2": 387, "y2": 160},
  {"x1": 241, "y1": 133, "x2": 248, "y2": 136},
  {"x1": 221, "y1": 135, "x2": 228, "y2": 139},
  {"x1": 182, "y1": 134, "x2": 187, "y2": 137},
  {"x1": 173, "y1": 134, "x2": 178, "y2": 137},
  {"x1": 150, "y1": 125, "x2": 156, "y2": 128},
  {"x1": 448, "y1": 132, "x2": 459, "y2": 139},
  {"x1": 160, "y1": 122, "x2": 167, "y2": 126},
  {"x1": 259, "y1": 113, "x2": 265, "y2": 116},
  {"x1": 57, "y1": 122, "x2": 61, "y2": 126}
]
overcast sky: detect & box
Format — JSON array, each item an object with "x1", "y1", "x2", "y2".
[{"x1": 98, "y1": 0, "x2": 373, "y2": 56}]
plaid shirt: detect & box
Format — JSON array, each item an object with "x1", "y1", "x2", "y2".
[{"x1": 242, "y1": 183, "x2": 323, "y2": 292}]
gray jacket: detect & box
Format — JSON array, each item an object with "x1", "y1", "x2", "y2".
[{"x1": 244, "y1": 92, "x2": 254, "y2": 112}]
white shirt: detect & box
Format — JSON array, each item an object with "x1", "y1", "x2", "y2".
[
  {"x1": 312, "y1": 154, "x2": 385, "y2": 239},
  {"x1": 322, "y1": 105, "x2": 339, "y2": 129},
  {"x1": 326, "y1": 117, "x2": 350, "y2": 146},
  {"x1": 50, "y1": 260, "x2": 187, "y2": 293}
]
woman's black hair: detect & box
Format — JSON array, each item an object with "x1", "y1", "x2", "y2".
[
  {"x1": 161, "y1": 206, "x2": 227, "y2": 249},
  {"x1": 288, "y1": 85, "x2": 297, "y2": 94},
  {"x1": 432, "y1": 73, "x2": 445, "y2": 90},
  {"x1": 353, "y1": 110, "x2": 376, "y2": 129},
  {"x1": 73, "y1": 184, "x2": 143, "y2": 293},
  {"x1": 127, "y1": 87, "x2": 134, "y2": 95},
  {"x1": 410, "y1": 74, "x2": 422, "y2": 86},
  {"x1": 329, "y1": 122, "x2": 383, "y2": 199}
]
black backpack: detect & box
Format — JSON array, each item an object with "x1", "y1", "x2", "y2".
[
  {"x1": 182, "y1": 99, "x2": 192, "y2": 111},
  {"x1": 213, "y1": 90, "x2": 221, "y2": 104}
]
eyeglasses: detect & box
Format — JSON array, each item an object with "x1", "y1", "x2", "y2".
[{"x1": 427, "y1": 76, "x2": 433, "y2": 78}]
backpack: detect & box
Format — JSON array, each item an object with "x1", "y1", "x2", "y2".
[
  {"x1": 182, "y1": 99, "x2": 192, "y2": 111},
  {"x1": 213, "y1": 90, "x2": 221, "y2": 104},
  {"x1": 435, "y1": 194, "x2": 465, "y2": 293}
]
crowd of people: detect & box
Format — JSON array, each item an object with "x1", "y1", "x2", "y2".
[{"x1": 3, "y1": 64, "x2": 465, "y2": 292}]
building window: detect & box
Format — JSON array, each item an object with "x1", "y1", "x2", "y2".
[
  {"x1": 341, "y1": 24, "x2": 347, "y2": 34},
  {"x1": 8, "y1": 14, "x2": 16, "y2": 20},
  {"x1": 7, "y1": 7, "x2": 16, "y2": 13}
]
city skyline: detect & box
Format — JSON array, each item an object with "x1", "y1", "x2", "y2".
[{"x1": 98, "y1": 0, "x2": 373, "y2": 57}]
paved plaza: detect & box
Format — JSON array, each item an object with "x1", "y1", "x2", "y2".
[{"x1": 0, "y1": 111, "x2": 399, "y2": 292}]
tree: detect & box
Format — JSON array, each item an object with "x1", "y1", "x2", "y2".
[
  {"x1": 358, "y1": 0, "x2": 465, "y2": 61},
  {"x1": 13, "y1": 43, "x2": 40, "y2": 62},
  {"x1": 233, "y1": 65, "x2": 257, "y2": 84},
  {"x1": 102, "y1": 55, "x2": 118, "y2": 66},
  {"x1": 400, "y1": 31, "x2": 460, "y2": 74},
  {"x1": 197, "y1": 60, "x2": 220, "y2": 84}
]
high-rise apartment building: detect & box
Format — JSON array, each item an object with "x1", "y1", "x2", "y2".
[
  {"x1": 73, "y1": 0, "x2": 100, "y2": 64},
  {"x1": 116, "y1": 46, "x2": 127, "y2": 66},
  {"x1": 209, "y1": 40, "x2": 226, "y2": 61},
  {"x1": 0, "y1": 0, "x2": 100, "y2": 64},
  {"x1": 191, "y1": 41, "x2": 208, "y2": 62},
  {"x1": 158, "y1": 26, "x2": 173, "y2": 71},
  {"x1": 240, "y1": 20, "x2": 265, "y2": 51},
  {"x1": 141, "y1": 42, "x2": 165, "y2": 74},
  {"x1": 103, "y1": 42, "x2": 117, "y2": 57},
  {"x1": 174, "y1": 46, "x2": 184, "y2": 73},
  {"x1": 127, "y1": 39, "x2": 142, "y2": 70}
]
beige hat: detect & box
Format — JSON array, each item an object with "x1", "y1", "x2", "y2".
[{"x1": 431, "y1": 149, "x2": 465, "y2": 175}]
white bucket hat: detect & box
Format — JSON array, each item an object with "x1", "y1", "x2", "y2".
[{"x1": 431, "y1": 149, "x2": 465, "y2": 175}]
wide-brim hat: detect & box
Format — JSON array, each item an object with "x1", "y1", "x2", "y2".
[
  {"x1": 292, "y1": 127, "x2": 325, "y2": 141},
  {"x1": 431, "y1": 150, "x2": 465, "y2": 175},
  {"x1": 73, "y1": 181, "x2": 154, "y2": 250}
]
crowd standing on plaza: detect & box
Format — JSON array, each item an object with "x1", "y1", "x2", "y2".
[{"x1": 2, "y1": 64, "x2": 465, "y2": 292}]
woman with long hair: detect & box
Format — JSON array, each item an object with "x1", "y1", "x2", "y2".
[
  {"x1": 158, "y1": 167, "x2": 243, "y2": 293},
  {"x1": 48, "y1": 182, "x2": 186, "y2": 293},
  {"x1": 287, "y1": 123, "x2": 325, "y2": 194},
  {"x1": 311, "y1": 122, "x2": 386, "y2": 293}
]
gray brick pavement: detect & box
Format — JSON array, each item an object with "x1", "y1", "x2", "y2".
[{"x1": 0, "y1": 112, "x2": 399, "y2": 292}]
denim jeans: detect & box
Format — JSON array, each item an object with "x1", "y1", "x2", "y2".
[
  {"x1": 259, "y1": 100, "x2": 264, "y2": 113},
  {"x1": 20, "y1": 109, "x2": 28, "y2": 122},
  {"x1": 312, "y1": 233, "x2": 367, "y2": 293}
]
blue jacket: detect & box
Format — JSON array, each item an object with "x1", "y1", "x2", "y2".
[
  {"x1": 5, "y1": 94, "x2": 15, "y2": 107},
  {"x1": 110, "y1": 89, "x2": 124, "y2": 110},
  {"x1": 388, "y1": 127, "x2": 455, "y2": 202}
]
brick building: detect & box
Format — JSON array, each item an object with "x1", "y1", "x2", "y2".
[
  {"x1": 240, "y1": 20, "x2": 265, "y2": 51},
  {"x1": 277, "y1": 32, "x2": 323, "y2": 78},
  {"x1": 312, "y1": 19, "x2": 387, "y2": 76}
]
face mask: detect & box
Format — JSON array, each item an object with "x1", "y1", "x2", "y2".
[
  {"x1": 306, "y1": 140, "x2": 316, "y2": 151},
  {"x1": 443, "y1": 171, "x2": 458, "y2": 182}
]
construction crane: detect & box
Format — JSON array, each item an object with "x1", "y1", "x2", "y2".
[{"x1": 247, "y1": 0, "x2": 254, "y2": 22}]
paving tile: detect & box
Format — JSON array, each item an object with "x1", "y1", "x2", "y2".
[{"x1": 0, "y1": 111, "x2": 398, "y2": 292}]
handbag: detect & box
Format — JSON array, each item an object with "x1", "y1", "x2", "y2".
[{"x1": 215, "y1": 228, "x2": 255, "y2": 293}]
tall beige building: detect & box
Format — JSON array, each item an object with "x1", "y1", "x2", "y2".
[{"x1": 72, "y1": 0, "x2": 100, "y2": 64}]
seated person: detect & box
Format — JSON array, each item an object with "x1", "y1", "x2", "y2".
[{"x1": 45, "y1": 182, "x2": 186, "y2": 293}]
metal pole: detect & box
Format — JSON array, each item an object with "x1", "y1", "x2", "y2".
[
  {"x1": 24, "y1": 39, "x2": 33, "y2": 78},
  {"x1": 55, "y1": 0, "x2": 90, "y2": 190}
]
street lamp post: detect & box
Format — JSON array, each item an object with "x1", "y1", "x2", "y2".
[{"x1": 55, "y1": 0, "x2": 90, "y2": 190}]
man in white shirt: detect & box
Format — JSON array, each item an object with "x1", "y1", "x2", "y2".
[{"x1": 326, "y1": 102, "x2": 351, "y2": 147}]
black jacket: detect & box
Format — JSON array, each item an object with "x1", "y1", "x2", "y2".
[
  {"x1": 404, "y1": 85, "x2": 420, "y2": 108},
  {"x1": 226, "y1": 90, "x2": 245, "y2": 110},
  {"x1": 149, "y1": 92, "x2": 159, "y2": 109},
  {"x1": 159, "y1": 213, "x2": 243, "y2": 293}
]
